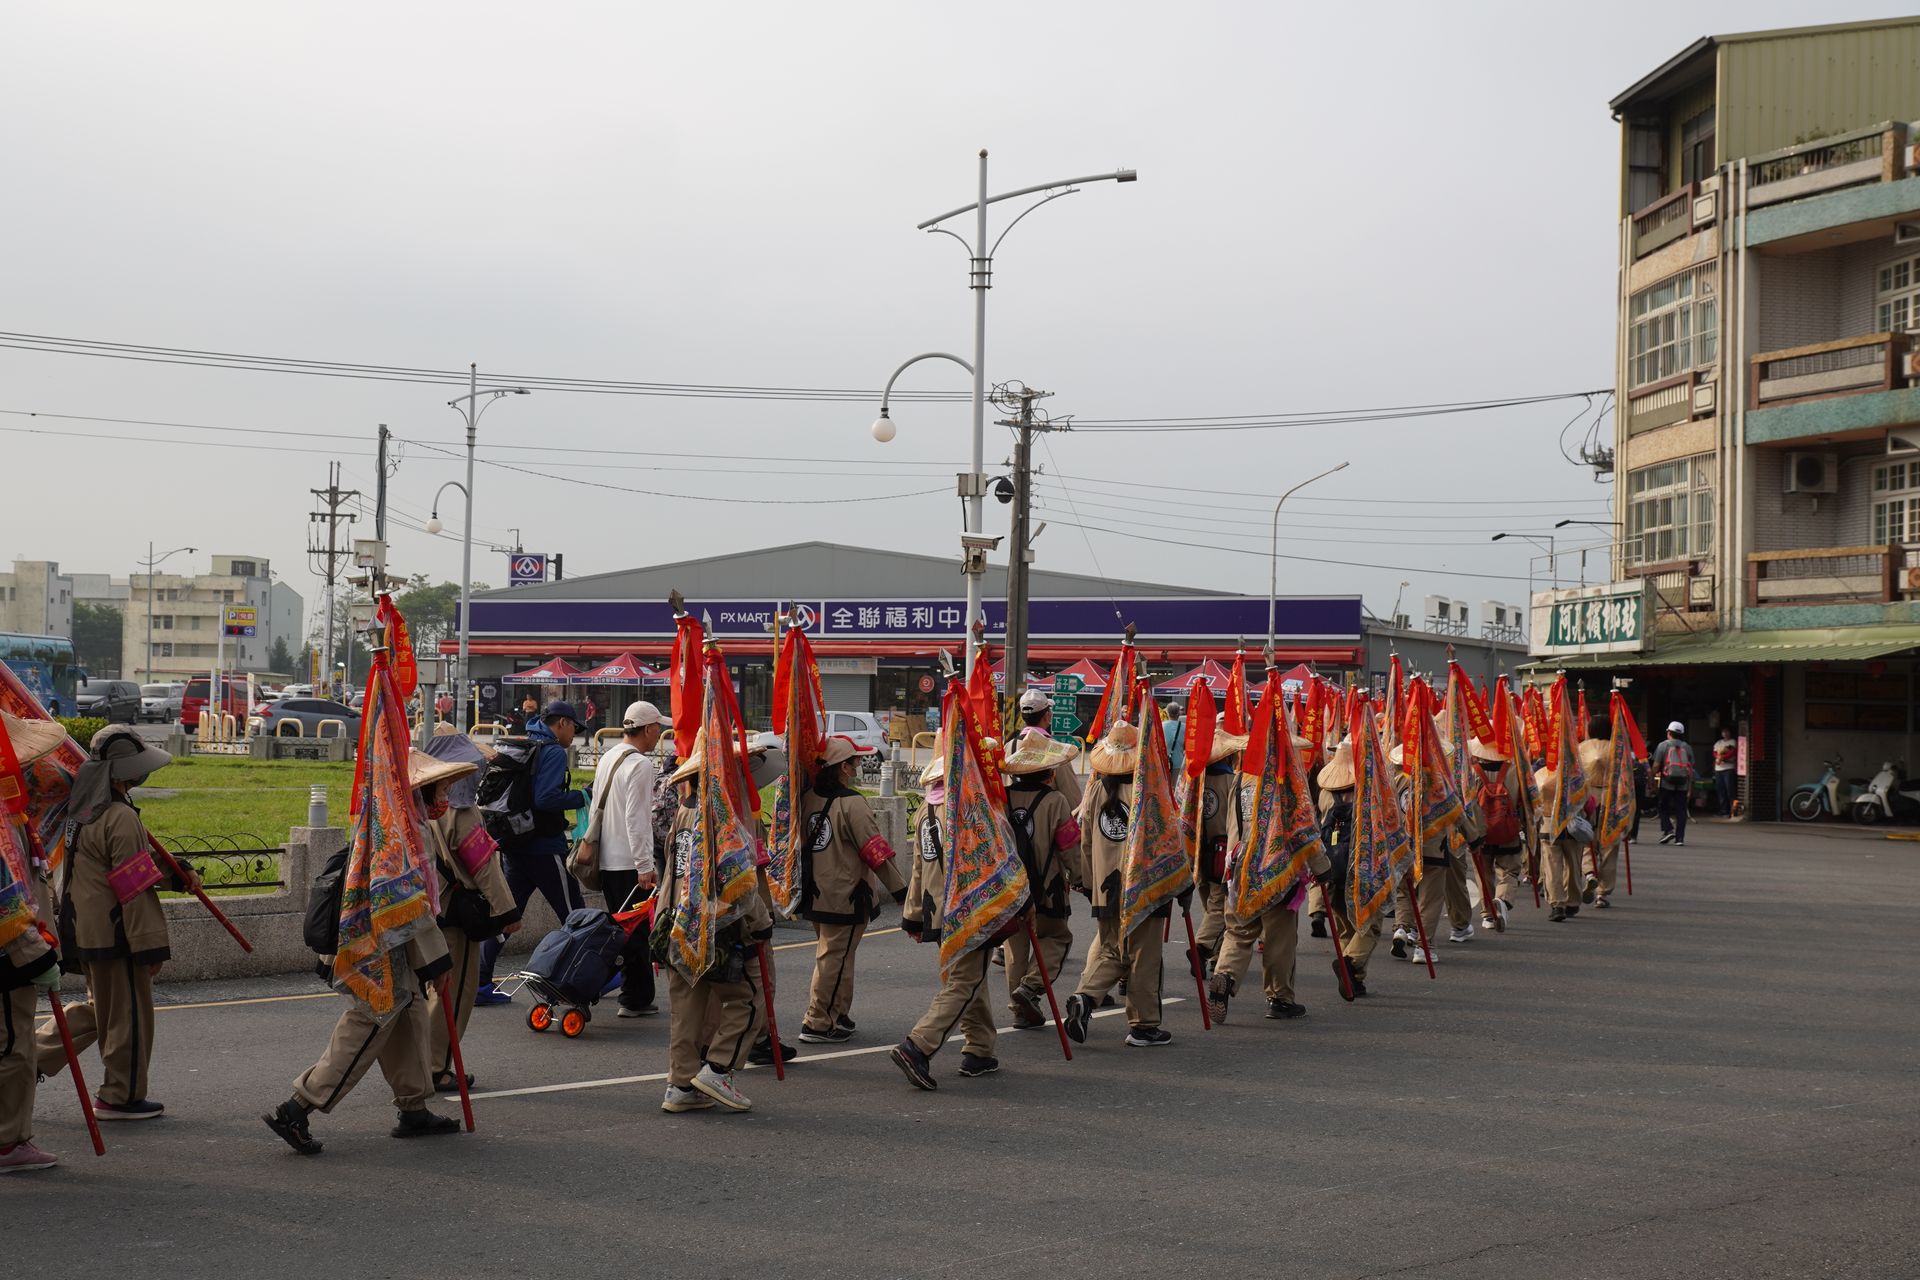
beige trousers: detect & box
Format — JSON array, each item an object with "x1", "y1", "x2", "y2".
[
  {"x1": 1074, "y1": 914, "x2": 1164, "y2": 1029},
  {"x1": 36, "y1": 957, "x2": 155, "y2": 1105},
  {"x1": 1392, "y1": 866, "x2": 1447, "y2": 949},
  {"x1": 1486, "y1": 849, "x2": 1526, "y2": 911},
  {"x1": 907, "y1": 944, "x2": 996, "y2": 1059},
  {"x1": 1306, "y1": 881, "x2": 1326, "y2": 917},
  {"x1": 1003, "y1": 912, "x2": 1072, "y2": 1010},
  {"x1": 804, "y1": 921, "x2": 865, "y2": 1033},
  {"x1": 1196, "y1": 881, "x2": 1227, "y2": 954},
  {"x1": 426, "y1": 928, "x2": 479, "y2": 1081},
  {"x1": 1, "y1": 984, "x2": 38, "y2": 1146},
  {"x1": 1334, "y1": 899, "x2": 1382, "y2": 979},
  {"x1": 1543, "y1": 836, "x2": 1583, "y2": 908},
  {"x1": 1588, "y1": 840, "x2": 1620, "y2": 895},
  {"x1": 1213, "y1": 906, "x2": 1299, "y2": 1003},
  {"x1": 666, "y1": 964, "x2": 760, "y2": 1088},
  {"x1": 1443, "y1": 852, "x2": 1472, "y2": 929},
  {"x1": 293, "y1": 966, "x2": 431, "y2": 1113}
]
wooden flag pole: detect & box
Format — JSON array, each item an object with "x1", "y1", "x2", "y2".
[
  {"x1": 1403, "y1": 868, "x2": 1437, "y2": 980},
  {"x1": 1310, "y1": 872, "x2": 1356, "y2": 1002},
  {"x1": 1623, "y1": 837, "x2": 1634, "y2": 895},
  {"x1": 146, "y1": 834, "x2": 253, "y2": 954},
  {"x1": 1470, "y1": 847, "x2": 1504, "y2": 932},
  {"x1": 1022, "y1": 916, "x2": 1072, "y2": 1062},
  {"x1": 755, "y1": 942, "x2": 786, "y2": 1081},
  {"x1": 43, "y1": 987, "x2": 106, "y2": 1156},
  {"x1": 434, "y1": 975, "x2": 476, "y2": 1132},
  {"x1": 1180, "y1": 906, "x2": 1213, "y2": 1029}
]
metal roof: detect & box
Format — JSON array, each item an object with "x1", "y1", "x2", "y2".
[
  {"x1": 1523, "y1": 625, "x2": 1920, "y2": 671},
  {"x1": 1609, "y1": 16, "x2": 1920, "y2": 115}
]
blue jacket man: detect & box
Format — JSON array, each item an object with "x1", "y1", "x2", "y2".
[{"x1": 477, "y1": 700, "x2": 590, "y2": 1002}]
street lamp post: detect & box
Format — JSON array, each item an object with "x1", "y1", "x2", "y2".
[
  {"x1": 1554, "y1": 518, "x2": 1625, "y2": 585},
  {"x1": 440, "y1": 365, "x2": 531, "y2": 730},
  {"x1": 873, "y1": 152, "x2": 1136, "y2": 675},
  {"x1": 1490, "y1": 531, "x2": 1557, "y2": 589},
  {"x1": 141, "y1": 543, "x2": 196, "y2": 682},
  {"x1": 1267, "y1": 462, "x2": 1350, "y2": 652}
]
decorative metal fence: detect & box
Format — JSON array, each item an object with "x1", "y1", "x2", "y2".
[{"x1": 161, "y1": 833, "x2": 285, "y2": 892}]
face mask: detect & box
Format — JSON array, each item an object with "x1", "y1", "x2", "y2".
[{"x1": 425, "y1": 797, "x2": 450, "y2": 821}]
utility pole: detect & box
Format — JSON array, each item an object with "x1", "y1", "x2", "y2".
[
  {"x1": 374, "y1": 424, "x2": 389, "y2": 545},
  {"x1": 997, "y1": 383, "x2": 1058, "y2": 696},
  {"x1": 308, "y1": 463, "x2": 360, "y2": 698}
]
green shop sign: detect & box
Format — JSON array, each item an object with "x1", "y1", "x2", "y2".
[{"x1": 1534, "y1": 582, "x2": 1651, "y2": 655}]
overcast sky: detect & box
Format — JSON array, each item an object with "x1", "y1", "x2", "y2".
[{"x1": 1, "y1": 1, "x2": 1885, "y2": 639}]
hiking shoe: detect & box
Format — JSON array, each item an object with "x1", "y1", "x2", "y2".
[
  {"x1": 692, "y1": 1064, "x2": 752, "y2": 1111},
  {"x1": 1125, "y1": 1026, "x2": 1173, "y2": 1047},
  {"x1": 431, "y1": 1071, "x2": 473, "y2": 1094},
  {"x1": 1191, "y1": 943, "x2": 1214, "y2": 981},
  {"x1": 1549, "y1": 906, "x2": 1567, "y2": 922},
  {"x1": 473, "y1": 982, "x2": 512, "y2": 1006},
  {"x1": 1389, "y1": 930, "x2": 1408, "y2": 959},
  {"x1": 1565, "y1": 905, "x2": 1580, "y2": 918},
  {"x1": 797, "y1": 1024, "x2": 851, "y2": 1044},
  {"x1": 1351, "y1": 976, "x2": 1368, "y2": 997},
  {"x1": 617, "y1": 1003, "x2": 659, "y2": 1018},
  {"x1": 1309, "y1": 913, "x2": 1327, "y2": 938},
  {"x1": 836, "y1": 1015, "x2": 857, "y2": 1033},
  {"x1": 1265, "y1": 999, "x2": 1307, "y2": 1020},
  {"x1": 1657, "y1": 832, "x2": 1675, "y2": 845},
  {"x1": 262, "y1": 1100, "x2": 322, "y2": 1155},
  {"x1": 1063, "y1": 993, "x2": 1092, "y2": 1044},
  {"x1": 1206, "y1": 971, "x2": 1232, "y2": 1024},
  {"x1": 1011, "y1": 988, "x2": 1047, "y2": 1030},
  {"x1": 1098, "y1": 992, "x2": 1117, "y2": 1009},
  {"x1": 889, "y1": 1041, "x2": 937, "y2": 1091},
  {"x1": 392, "y1": 1108, "x2": 461, "y2": 1138},
  {"x1": 1410, "y1": 946, "x2": 1436, "y2": 966},
  {"x1": 1449, "y1": 924, "x2": 1474, "y2": 943},
  {"x1": 748, "y1": 1037, "x2": 797, "y2": 1067},
  {"x1": 957, "y1": 1053, "x2": 1000, "y2": 1078},
  {"x1": 661, "y1": 1085, "x2": 714, "y2": 1113},
  {"x1": 0, "y1": 1140, "x2": 58, "y2": 1172},
  {"x1": 1582, "y1": 877, "x2": 1597, "y2": 905},
  {"x1": 95, "y1": 1097, "x2": 164, "y2": 1121},
  {"x1": 1595, "y1": 895, "x2": 1612, "y2": 909}
]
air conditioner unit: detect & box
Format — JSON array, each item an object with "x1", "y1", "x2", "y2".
[
  {"x1": 1784, "y1": 451, "x2": 1839, "y2": 495},
  {"x1": 1904, "y1": 566, "x2": 1920, "y2": 590},
  {"x1": 1905, "y1": 349, "x2": 1920, "y2": 381},
  {"x1": 1890, "y1": 428, "x2": 1920, "y2": 454},
  {"x1": 1691, "y1": 190, "x2": 1717, "y2": 229},
  {"x1": 1687, "y1": 576, "x2": 1714, "y2": 607},
  {"x1": 1908, "y1": 145, "x2": 1920, "y2": 176}
]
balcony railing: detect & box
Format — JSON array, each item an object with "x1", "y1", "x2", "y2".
[
  {"x1": 1749, "y1": 333, "x2": 1908, "y2": 409},
  {"x1": 1424, "y1": 615, "x2": 1468, "y2": 637},
  {"x1": 1626, "y1": 369, "x2": 1715, "y2": 436},
  {"x1": 1629, "y1": 183, "x2": 1697, "y2": 260},
  {"x1": 1746, "y1": 121, "x2": 1907, "y2": 208},
  {"x1": 1745, "y1": 545, "x2": 1899, "y2": 607}
]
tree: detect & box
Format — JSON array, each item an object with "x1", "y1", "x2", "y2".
[
  {"x1": 393, "y1": 575, "x2": 492, "y2": 648},
  {"x1": 269, "y1": 635, "x2": 294, "y2": 675},
  {"x1": 72, "y1": 601, "x2": 123, "y2": 677}
]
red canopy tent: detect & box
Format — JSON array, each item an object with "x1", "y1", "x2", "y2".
[
  {"x1": 983, "y1": 659, "x2": 1053, "y2": 689},
  {"x1": 1154, "y1": 658, "x2": 1233, "y2": 694},
  {"x1": 573, "y1": 653, "x2": 658, "y2": 686},
  {"x1": 1044, "y1": 658, "x2": 1110, "y2": 692},
  {"x1": 501, "y1": 658, "x2": 585, "y2": 685},
  {"x1": 1249, "y1": 662, "x2": 1317, "y2": 697}
]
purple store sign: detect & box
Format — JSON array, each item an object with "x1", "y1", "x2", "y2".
[{"x1": 471, "y1": 595, "x2": 1360, "y2": 643}]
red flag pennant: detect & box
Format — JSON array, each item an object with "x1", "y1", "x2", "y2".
[
  {"x1": 1184, "y1": 680, "x2": 1217, "y2": 780},
  {"x1": 1222, "y1": 652, "x2": 1249, "y2": 737},
  {"x1": 375, "y1": 594, "x2": 416, "y2": 698},
  {"x1": 669, "y1": 611, "x2": 705, "y2": 760}
]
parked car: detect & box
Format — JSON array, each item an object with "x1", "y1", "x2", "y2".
[
  {"x1": 257, "y1": 697, "x2": 361, "y2": 738},
  {"x1": 76, "y1": 679, "x2": 142, "y2": 725},
  {"x1": 823, "y1": 710, "x2": 888, "y2": 755},
  {"x1": 279, "y1": 683, "x2": 314, "y2": 699},
  {"x1": 139, "y1": 682, "x2": 185, "y2": 723},
  {"x1": 181, "y1": 677, "x2": 256, "y2": 732}
]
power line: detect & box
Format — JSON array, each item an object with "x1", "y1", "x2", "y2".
[
  {"x1": 1040, "y1": 515, "x2": 1536, "y2": 583},
  {"x1": 1068, "y1": 391, "x2": 1610, "y2": 432},
  {"x1": 1027, "y1": 501, "x2": 1578, "y2": 546},
  {"x1": 1031, "y1": 482, "x2": 1606, "y2": 529},
  {"x1": 1046, "y1": 470, "x2": 1612, "y2": 507}
]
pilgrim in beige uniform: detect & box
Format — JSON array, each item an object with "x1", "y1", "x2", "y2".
[
  {"x1": 0, "y1": 714, "x2": 67, "y2": 1168},
  {"x1": 1064, "y1": 722, "x2": 1170, "y2": 1042},
  {"x1": 796, "y1": 737, "x2": 904, "y2": 1043},
  {"x1": 999, "y1": 732, "x2": 1083, "y2": 1028},
  {"x1": 1387, "y1": 732, "x2": 1467, "y2": 965},
  {"x1": 1207, "y1": 731, "x2": 1321, "y2": 1022},
  {"x1": 1469, "y1": 738, "x2": 1525, "y2": 930},
  {"x1": 423, "y1": 788, "x2": 520, "y2": 1091},
  {"x1": 1535, "y1": 766, "x2": 1589, "y2": 922},
  {"x1": 1315, "y1": 738, "x2": 1382, "y2": 990},
  {"x1": 261, "y1": 749, "x2": 465, "y2": 1155},
  {"x1": 1577, "y1": 738, "x2": 1621, "y2": 906},
  {"x1": 1192, "y1": 721, "x2": 1249, "y2": 964},
  {"x1": 35, "y1": 726, "x2": 192, "y2": 1119}
]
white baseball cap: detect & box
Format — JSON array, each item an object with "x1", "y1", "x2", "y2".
[
  {"x1": 1018, "y1": 688, "x2": 1052, "y2": 713},
  {"x1": 1667, "y1": 720, "x2": 1685, "y2": 734},
  {"x1": 623, "y1": 701, "x2": 664, "y2": 729}
]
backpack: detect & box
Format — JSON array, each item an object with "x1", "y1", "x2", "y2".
[
  {"x1": 476, "y1": 737, "x2": 544, "y2": 842},
  {"x1": 303, "y1": 843, "x2": 351, "y2": 956},
  {"x1": 1479, "y1": 766, "x2": 1521, "y2": 849},
  {"x1": 1318, "y1": 797, "x2": 1353, "y2": 892},
  {"x1": 1660, "y1": 742, "x2": 1695, "y2": 789},
  {"x1": 1007, "y1": 789, "x2": 1041, "y2": 881}
]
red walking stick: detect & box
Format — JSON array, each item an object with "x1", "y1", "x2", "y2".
[
  {"x1": 434, "y1": 975, "x2": 475, "y2": 1132},
  {"x1": 148, "y1": 835, "x2": 252, "y2": 954},
  {"x1": 1403, "y1": 869, "x2": 1436, "y2": 980},
  {"x1": 43, "y1": 987, "x2": 105, "y2": 1156},
  {"x1": 755, "y1": 942, "x2": 785, "y2": 1081},
  {"x1": 1526, "y1": 835, "x2": 1543, "y2": 909},
  {"x1": 1310, "y1": 872, "x2": 1355, "y2": 1002},
  {"x1": 1470, "y1": 847, "x2": 1504, "y2": 932},
  {"x1": 1179, "y1": 907, "x2": 1212, "y2": 1030},
  {"x1": 1623, "y1": 838, "x2": 1634, "y2": 896},
  {"x1": 1021, "y1": 916, "x2": 1071, "y2": 1063}
]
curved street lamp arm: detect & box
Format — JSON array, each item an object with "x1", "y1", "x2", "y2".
[
  {"x1": 428, "y1": 479, "x2": 470, "y2": 517},
  {"x1": 878, "y1": 351, "x2": 976, "y2": 414},
  {"x1": 1267, "y1": 460, "x2": 1351, "y2": 649},
  {"x1": 917, "y1": 168, "x2": 1137, "y2": 229},
  {"x1": 988, "y1": 188, "x2": 1081, "y2": 260},
  {"x1": 925, "y1": 225, "x2": 975, "y2": 257}
]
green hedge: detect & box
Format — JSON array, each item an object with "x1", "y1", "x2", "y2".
[{"x1": 56, "y1": 716, "x2": 107, "y2": 745}]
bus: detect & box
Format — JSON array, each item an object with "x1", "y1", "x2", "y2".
[{"x1": 0, "y1": 632, "x2": 80, "y2": 716}]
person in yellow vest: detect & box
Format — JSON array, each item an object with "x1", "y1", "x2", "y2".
[
  {"x1": 795, "y1": 736, "x2": 905, "y2": 1044},
  {"x1": 0, "y1": 714, "x2": 69, "y2": 1172},
  {"x1": 999, "y1": 731, "x2": 1082, "y2": 1030}
]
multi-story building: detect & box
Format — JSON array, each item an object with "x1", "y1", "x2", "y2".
[
  {"x1": 125, "y1": 554, "x2": 304, "y2": 683},
  {"x1": 1530, "y1": 16, "x2": 1920, "y2": 819},
  {"x1": 0, "y1": 560, "x2": 75, "y2": 638}
]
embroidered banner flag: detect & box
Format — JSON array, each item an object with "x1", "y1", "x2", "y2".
[
  {"x1": 1222, "y1": 652, "x2": 1250, "y2": 737},
  {"x1": 669, "y1": 610, "x2": 705, "y2": 764},
  {"x1": 1522, "y1": 684, "x2": 1547, "y2": 762},
  {"x1": 0, "y1": 716, "x2": 38, "y2": 950},
  {"x1": 938, "y1": 677, "x2": 1030, "y2": 974},
  {"x1": 1597, "y1": 692, "x2": 1637, "y2": 849},
  {"x1": 334, "y1": 655, "x2": 439, "y2": 1015},
  {"x1": 1184, "y1": 681, "x2": 1217, "y2": 781},
  {"x1": 1085, "y1": 639, "x2": 1138, "y2": 746},
  {"x1": 670, "y1": 646, "x2": 761, "y2": 980},
  {"x1": 1118, "y1": 691, "x2": 1194, "y2": 938},
  {"x1": 767, "y1": 626, "x2": 824, "y2": 914},
  {"x1": 1384, "y1": 655, "x2": 1406, "y2": 747},
  {"x1": 0, "y1": 663, "x2": 84, "y2": 874},
  {"x1": 375, "y1": 593, "x2": 417, "y2": 698},
  {"x1": 1545, "y1": 680, "x2": 1588, "y2": 840},
  {"x1": 1442, "y1": 663, "x2": 1477, "y2": 801},
  {"x1": 1229, "y1": 690, "x2": 1325, "y2": 920},
  {"x1": 1349, "y1": 697, "x2": 1413, "y2": 933}
]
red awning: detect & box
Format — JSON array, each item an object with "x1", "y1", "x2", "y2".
[
  {"x1": 500, "y1": 658, "x2": 585, "y2": 685},
  {"x1": 572, "y1": 653, "x2": 658, "y2": 686},
  {"x1": 1154, "y1": 658, "x2": 1233, "y2": 694}
]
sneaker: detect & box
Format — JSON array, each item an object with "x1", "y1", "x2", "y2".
[
  {"x1": 1595, "y1": 895, "x2": 1612, "y2": 909},
  {"x1": 1389, "y1": 929, "x2": 1408, "y2": 959},
  {"x1": 990, "y1": 946, "x2": 1006, "y2": 968},
  {"x1": 748, "y1": 1037, "x2": 798, "y2": 1067},
  {"x1": 1410, "y1": 946, "x2": 1436, "y2": 966},
  {"x1": 0, "y1": 1139, "x2": 58, "y2": 1172},
  {"x1": 1582, "y1": 876, "x2": 1597, "y2": 905},
  {"x1": 1350, "y1": 976, "x2": 1368, "y2": 998},
  {"x1": 430, "y1": 1071, "x2": 473, "y2": 1094},
  {"x1": 889, "y1": 1041, "x2": 938, "y2": 1091},
  {"x1": 692, "y1": 1063, "x2": 752, "y2": 1111},
  {"x1": 473, "y1": 982, "x2": 512, "y2": 1006},
  {"x1": 1124, "y1": 1026, "x2": 1173, "y2": 1047},
  {"x1": 1565, "y1": 905, "x2": 1580, "y2": 918},
  {"x1": 1191, "y1": 943, "x2": 1214, "y2": 981},
  {"x1": 796, "y1": 1023, "x2": 851, "y2": 1044},
  {"x1": 95, "y1": 1097, "x2": 164, "y2": 1121},
  {"x1": 836, "y1": 1014, "x2": 857, "y2": 1033},
  {"x1": 616, "y1": 1003, "x2": 659, "y2": 1019},
  {"x1": 1549, "y1": 906, "x2": 1567, "y2": 922},
  {"x1": 957, "y1": 1053, "x2": 1000, "y2": 1078},
  {"x1": 1098, "y1": 993, "x2": 1117, "y2": 1009},
  {"x1": 1672, "y1": 839, "x2": 1685, "y2": 847},
  {"x1": 1206, "y1": 972, "x2": 1232, "y2": 1024},
  {"x1": 1309, "y1": 913, "x2": 1327, "y2": 938},
  {"x1": 1010, "y1": 987, "x2": 1046, "y2": 1030},
  {"x1": 1480, "y1": 915, "x2": 1500, "y2": 933},
  {"x1": 261, "y1": 1100, "x2": 322, "y2": 1155},
  {"x1": 391, "y1": 1108, "x2": 461, "y2": 1138},
  {"x1": 1449, "y1": 924, "x2": 1474, "y2": 943},
  {"x1": 1264, "y1": 998, "x2": 1307, "y2": 1020},
  {"x1": 1658, "y1": 832, "x2": 1675, "y2": 845},
  {"x1": 661, "y1": 1085, "x2": 714, "y2": 1113},
  {"x1": 1063, "y1": 993, "x2": 1092, "y2": 1044}
]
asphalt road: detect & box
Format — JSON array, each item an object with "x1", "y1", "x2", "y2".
[{"x1": 12, "y1": 821, "x2": 1919, "y2": 1280}]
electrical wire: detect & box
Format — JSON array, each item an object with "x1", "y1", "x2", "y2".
[
  {"x1": 1069, "y1": 391, "x2": 1610, "y2": 432},
  {"x1": 1044, "y1": 470, "x2": 1613, "y2": 507},
  {"x1": 1031, "y1": 482, "x2": 1606, "y2": 529},
  {"x1": 1040, "y1": 516, "x2": 1535, "y2": 583}
]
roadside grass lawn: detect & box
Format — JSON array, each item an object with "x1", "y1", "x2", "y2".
[{"x1": 133, "y1": 758, "x2": 354, "y2": 893}]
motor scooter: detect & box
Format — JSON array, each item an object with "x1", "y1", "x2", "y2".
[
  {"x1": 1849, "y1": 759, "x2": 1920, "y2": 824},
  {"x1": 1788, "y1": 755, "x2": 1855, "y2": 821}
]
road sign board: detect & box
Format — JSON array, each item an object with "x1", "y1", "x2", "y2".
[
  {"x1": 1049, "y1": 672, "x2": 1084, "y2": 736},
  {"x1": 1052, "y1": 674, "x2": 1085, "y2": 694},
  {"x1": 222, "y1": 605, "x2": 257, "y2": 638},
  {"x1": 916, "y1": 674, "x2": 935, "y2": 694},
  {"x1": 508, "y1": 553, "x2": 548, "y2": 587}
]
